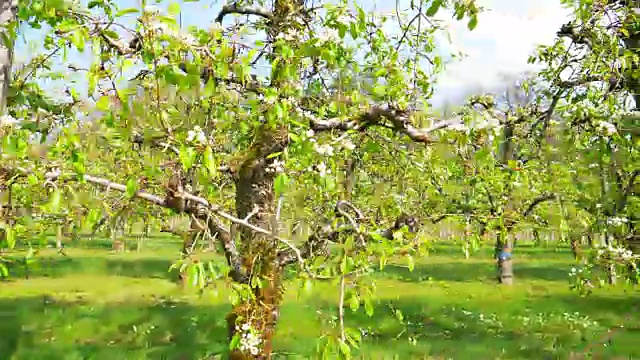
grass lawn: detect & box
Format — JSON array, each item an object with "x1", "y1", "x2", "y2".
[{"x1": 0, "y1": 238, "x2": 638, "y2": 359}]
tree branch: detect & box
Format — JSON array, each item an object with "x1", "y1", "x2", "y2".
[
  {"x1": 8, "y1": 168, "x2": 251, "y2": 278},
  {"x1": 215, "y1": 3, "x2": 273, "y2": 23},
  {"x1": 618, "y1": 169, "x2": 639, "y2": 211},
  {"x1": 308, "y1": 104, "x2": 463, "y2": 143},
  {"x1": 276, "y1": 209, "x2": 418, "y2": 267},
  {"x1": 522, "y1": 194, "x2": 556, "y2": 218}
]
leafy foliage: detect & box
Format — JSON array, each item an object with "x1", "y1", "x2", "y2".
[{"x1": 0, "y1": 0, "x2": 638, "y2": 358}]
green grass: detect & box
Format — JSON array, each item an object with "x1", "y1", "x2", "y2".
[{"x1": 0, "y1": 240, "x2": 638, "y2": 360}]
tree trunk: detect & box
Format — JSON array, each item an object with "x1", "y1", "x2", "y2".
[
  {"x1": 227, "y1": 126, "x2": 288, "y2": 359},
  {"x1": 570, "y1": 234, "x2": 580, "y2": 259},
  {"x1": 603, "y1": 233, "x2": 617, "y2": 285},
  {"x1": 495, "y1": 231, "x2": 514, "y2": 285},
  {"x1": 111, "y1": 220, "x2": 125, "y2": 253},
  {"x1": 56, "y1": 224, "x2": 63, "y2": 250},
  {"x1": 0, "y1": 0, "x2": 16, "y2": 254},
  {"x1": 219, "y1": 0, "x2": 301, "y2": 356},
  {"x1": 532, "y1": 228, "x2": 541, "y2": 247},
  {"x1": 0, "y1": 0, "x2": 16, "y2": 113}
]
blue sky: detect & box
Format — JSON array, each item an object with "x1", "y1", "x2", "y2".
[{"x1": 14, "y1": 0, "x2": 571, "y2": 107}]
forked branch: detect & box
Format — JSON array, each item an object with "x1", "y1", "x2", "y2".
[
  {"x1": 308, "y1": 104, "x2": 464, "y2": 143},
  {"x1": 276, "y1": 203, "x2": 419, "y2": 267}
]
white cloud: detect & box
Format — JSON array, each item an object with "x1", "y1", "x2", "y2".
[{"x1": 431, "y1": 0, "x2": 572, "y2": 105}]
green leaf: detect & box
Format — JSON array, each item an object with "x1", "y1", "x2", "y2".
[
  {"x1": 372, "y1": 85, "x2": 386, "y2": 98},
  {"x1": 274, "y1": 173, "x2": 289, "y2": 197},
  {"x1": 289, "y1": 132, "x2": 301, "y2": 143},
  {"x1": 5, "y1": 226, "x2": 15, "y2": 249},
  {"x1": 426, "y1": 0, "x2": 443, "y2": 17},
  {"x1": 96, "y1": 96, "x2": 111, "y2": 111},
  {"x1": 338, "y1": 340, "x2": 351, "y2": 357},
  {"x1": 180, "y1": 147, "x2": 197, "y2": 170},
  {"x1": 229, "y1": 333, "x2": 241, "y2": 350},
  {"x1": 49, "y1": 189, "x2": 62, "y2": 213},
  {"x1": 115, "y1": 8, "x2": 139, "y2": 17},
  {"x1": 379, "y1": 254, "x2": 387, "y2": 270},
  {"x1": 125, "y1": 178, "x2": 138, "y2": 198},
  {"x1": 0, "y1": 263, "x2": 8, "y2": 278},
  {"x1": 363, "y1": 298, "x2": 374, "y2": 317},
  {"x1": 274, "y1": 103, "x2": 284, "y2": 119},
  {"x1": 467, "y1": 15, "x2": 478, "y2": 31},
  {"x1": 340, "y1": 255, "x2": 347, "y2": 273},
  {"x1": 407, "y1": 255, "x2": 415, "y2": 272},
  {"x1": 266, "y1": 151, "x2": 283, "y2": 159},
  {"x1": 27, "y1": 174, "x2": 38, "y2": 186},
  {"x1": 345, "y1": 327, "x2": 362, "y2": 347},
  {"x1": 168, "y1": 2, "x2": 180, "y2": 16},
  {"x1": 338, "y1": 25, "x2": 347, "y2": 39},
  {"x1": 203, "y1": 146, "x2": 217, "y2": 176},
  {"x1": 349, "y1": 22, "x2": 358, "y2": 39},
  {"x1": 71, "y1": 30, "x2": 85, "y2": 52},
  {"x1": 349, "y1": 293, "x2": 360, "y2": 312}
]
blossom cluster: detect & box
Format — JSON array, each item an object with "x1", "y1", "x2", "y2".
[
  {"x1": 186, "y1": 125, "x2": 207, "y2": 144},
  {"x1": 606, "y1": 216, "x2": 628, "y2": 227},
  {"x1": 142, "y1": 6, "x2": 197, "y2": 46},
  {"x1": 236, "y1": 323, "x2": 262, "y2": 356},
  {"x1": 595, "y1": 243, "x2": 637, "y2": 261},
  {"x1": 0, "y1": 114, "x2": 19, "y2": 128}
]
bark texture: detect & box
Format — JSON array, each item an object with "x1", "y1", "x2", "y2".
[
  {"x1": 0, "y1": 0, "x2": 16, "y2": 113},
  {"x1": 495, "y1": 232, "x2": 514, "y2": 285},
  {"x1": 225, "y1": 1, "x2": 300, "y2": 357}
]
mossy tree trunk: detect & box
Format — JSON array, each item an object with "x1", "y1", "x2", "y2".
[
  {"x1": 226, "y1": 126, "x2": 289, "y2": 359},
  {"x1": 224, "y1": 1, "x2": 299, "y2": 357}
]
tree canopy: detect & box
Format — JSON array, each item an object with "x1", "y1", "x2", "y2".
[{"x1": 0, "y1": 0, "x2": 638, "y2": 358}]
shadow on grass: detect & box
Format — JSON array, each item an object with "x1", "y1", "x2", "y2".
[
  {"x1": 0, "y1": 296, "x2": 229, "y2": 360},
  {"x1": 4, "y1": 256, "x2": 179, "y2": 281},
  {"x1": 553, "y1": 292, "x2": 639, "y2": 321},
  {"x1": 381, "y1": 261, "x2": 574, "y2": 283},
  {"x1": 305, "y1": 290, "x2": 640, "y2": 359}
]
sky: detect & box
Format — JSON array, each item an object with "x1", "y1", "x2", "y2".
[
  {"x1": 14, "y1": 0, "x2": 573, "y2": 108},
  {"x1": 428, "y1": 0, "x2": 571, "y2": 105}
]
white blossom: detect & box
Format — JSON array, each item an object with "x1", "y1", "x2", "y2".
[
  {"x1": 187, "y1": 126, "x2": 207, "y2": 144},
  {"x1": 277, "y1": 28, "x2": 300, "y2": 42},
  {"x1": 597, "y1": 121, "x2": 617, "y2": 136},
  {"x1": 336, "y1": 14, "x2": 351, "y2": 24},
  {"x1": 29, "y1": 132, "x2": 43, "y2": 143},
  {"x1": 317, "y1": 28, "x2": 340, "y2": 43},
  {"x1": 606, "y1": 216, "x2": 628, "y2": 227},
  {"x1": 0, "y1": 114, "x2": 19, "y2": 127},
  {"x1": 448, "y1": 121, "x2": 469, "y2": 132},
  {"x1": 266, "y1": 159, "x2": 285, "y2": 174},
  {"x1": 474, "y1": 116, "x2": 501, "y2": 130},
  {"x1": 314, "y1": 143, "x2": 334, "y2": 156},
  {"x1": 317, "y1": 162, "x2": 330, "y2": 177},
  {"x1": 142, "y1": 13, "x2": 197, "y2": 46},
  {"x1": 235, "y1": 322, "x2": 262, "y2": 355},
  {"x1": 143, "y1": 5, "x2": 160, "y2": 14},
  {"x1": 341, "y1": 138, "x2": 356, "y2": 151}
]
